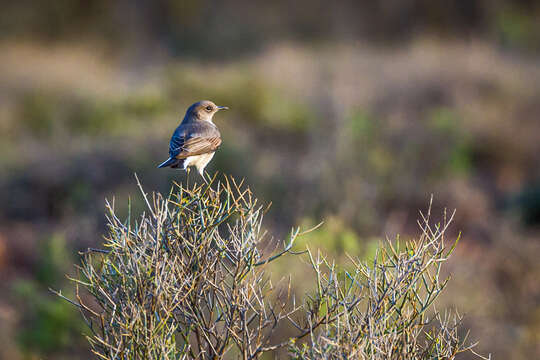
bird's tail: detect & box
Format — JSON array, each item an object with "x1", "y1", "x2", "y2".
[{"x1": 157, "y1": 157, "x2": 181, "y2": 168}]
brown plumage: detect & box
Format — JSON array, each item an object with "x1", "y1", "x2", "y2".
[{"x1": 158, "y1": 100, "x2": 227, "y2": 175}]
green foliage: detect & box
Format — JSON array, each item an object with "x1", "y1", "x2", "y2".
[
  {"x1": 427, "y1": 107, "x2": 472, "y2": 175},
  {"x1": 496, "y1": 6, "x2": 540, "y2": 51},
  {"x1": 123, "y1": 94, "x2": 169, "y2": 118},
  {"x1": 35, "y1": 234, "x2": 70, "y2": 285},
  {"x1": 166, "y1": 70, "x2": 316, "y2": 132},
  {"x1": 347, "y1": 110, "x2": 376, "y2": 144},
  {"x1": 15, "y1": 279, "x2": 80, "y2": 353},
  {"x1": 14, "y1": 235, "x2": 84, "y2": 355},
  {"x1": 13, "y1": 90, "x2": 169, "y2": 139},
  {"x1": 56, "y1": 177, "x2": 485, "y2": 359},
  {"x1": 18, "y1": 91, "x2": 57, "y2": 137},
  {"x1": 296, "y1": 217, "x2": 362, "y2": 256}
]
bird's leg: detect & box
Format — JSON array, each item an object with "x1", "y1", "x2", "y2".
[
  {"x1": 185, "y1": 167, "x2": 190, "y2": 188},
  {"x1": 200, "y1": 170, "x2": 210, "y2": 186}
]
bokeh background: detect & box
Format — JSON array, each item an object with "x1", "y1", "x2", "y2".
[{"x1": 1, "y1": 1, "x2": 539, "y2": 359}]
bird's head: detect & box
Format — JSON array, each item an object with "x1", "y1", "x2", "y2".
[{"x1": 186, "y1": 100, "x2": 228, "y2": 123}]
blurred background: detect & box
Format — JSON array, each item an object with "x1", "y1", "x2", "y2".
[{"x1": 0, "y1": 1, "x2": 539, "y2": 359}]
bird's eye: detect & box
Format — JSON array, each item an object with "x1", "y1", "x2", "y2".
[{"x1": 206, "y1": 105, "x2": 213, "y2": 111}]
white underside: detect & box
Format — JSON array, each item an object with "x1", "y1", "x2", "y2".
[{"x1": 183, "y1": 152, "x2": 215, "y2": 175}]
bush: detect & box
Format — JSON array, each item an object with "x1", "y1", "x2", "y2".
[{"x1": 54, "y1": 176, "x2": 486, "y2": 359}]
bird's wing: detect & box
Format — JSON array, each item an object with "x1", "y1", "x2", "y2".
[
  {"x1": 173, "y1": 136, "x2": 222, "y2": 159},
  {"x1": 169, "y1": 122, "x2": 222, "y2": 159}
]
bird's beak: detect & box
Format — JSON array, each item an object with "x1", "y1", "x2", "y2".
[{"x1": 217, "y1": 106, "x2": 229, "y2": 110}]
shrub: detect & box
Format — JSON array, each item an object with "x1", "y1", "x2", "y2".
[{"x1": 54, "y1": 176, "x2": 486, "y2": 359}]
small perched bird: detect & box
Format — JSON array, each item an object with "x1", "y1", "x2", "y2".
[{"x1": 158, "y1": 100, "x2": 227, "y2": 176}]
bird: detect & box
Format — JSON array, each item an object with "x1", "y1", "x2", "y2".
[{"x1": 157, "y1": 100, "x2": 227, "y2": 177}]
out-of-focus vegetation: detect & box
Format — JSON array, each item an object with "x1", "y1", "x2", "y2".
[
  {"x1": 0, "y1": 1, "x2": 539, "y2": 359},
  {"x1": 2, "y1": 1, "x2": 540, "y2": 56}
]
